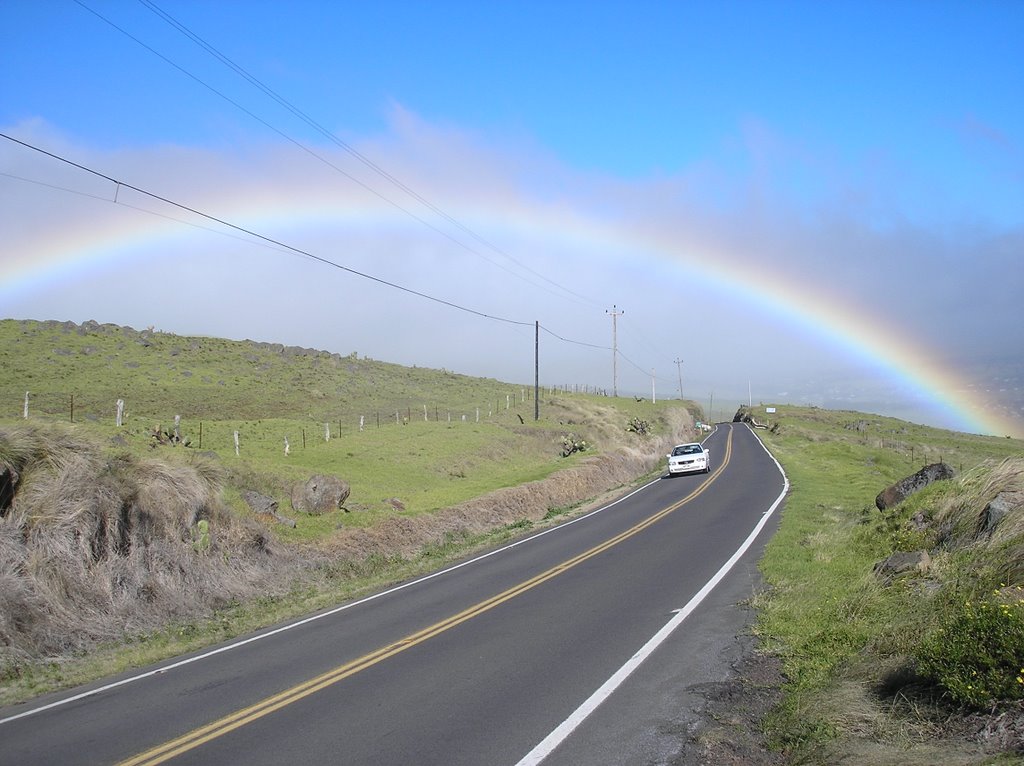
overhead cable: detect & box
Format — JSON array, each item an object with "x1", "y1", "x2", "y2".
[
  {"x1": 1, "y1": 131, "x2": 531, "y2": 327},
  {"x1": 137, "y1": 0, "x2": 598, "y2": 309},
  {"x1": 71, "y1": 0, "x2": 599, "y2": 309}
]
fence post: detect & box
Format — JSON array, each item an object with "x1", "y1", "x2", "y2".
[
  {"x1": 23, "y1": 391, "x2": 29, "y2": 419},
  {"x1": 233, "y1": 430, "x2": 240, "y2": 456}
]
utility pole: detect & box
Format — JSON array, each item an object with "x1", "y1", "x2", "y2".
[
  {"x1": 651, "y1": 368, "x2": 656, "y2": 403},
  {"x1": 673, "y1": 358, "x2": 683, "y2": 399},
  {"x1": 534, "y1": 321, "x2": 540, "y2": 421},
  {"x1": 606, "y1": 304, "x2": 623, "y2": 397}
]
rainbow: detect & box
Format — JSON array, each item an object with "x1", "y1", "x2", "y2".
[
  {"x1": 525, "y1": 211, "x2": 1015, "y2": 438},
  {"x1": 2, "y1": 192, "x2": 1019, "y2": 439}
]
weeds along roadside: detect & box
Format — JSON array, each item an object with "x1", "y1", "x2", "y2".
[{"x1": 749, "y1": 406, "x2": 1024, "y2": 762}]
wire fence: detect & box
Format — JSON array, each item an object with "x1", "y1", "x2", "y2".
[{"x1": 7, "y1": 384, "x2": 623, "y2": 456}]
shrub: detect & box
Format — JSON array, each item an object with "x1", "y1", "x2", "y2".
[
  {"x1": 626, "y1": 417, "x2": 650, "y2": 436},
  {"x1": 915, "y1": 591, "x2": 1024, "y2": 708},
  {"x1": 560, "y1": 433, "x2": 588, "y2": 458}
]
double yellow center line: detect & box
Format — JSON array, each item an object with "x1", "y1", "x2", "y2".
[{"x1": 120, "y1": 429, "x2": 733, "y2": 765}]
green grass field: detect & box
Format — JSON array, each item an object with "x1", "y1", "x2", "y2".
[
  {"x1": 0, "y1": 319, "x2": 685, "y2": 538},
  {"x1": 748, "y1": 404, "x2": 1024, "y2": 763}
]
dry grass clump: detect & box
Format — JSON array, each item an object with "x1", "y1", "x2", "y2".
[
  {"x1": 922, "y1": 458, "x2": 1024, "y2": 582},
  {"x1": 0, "y1": 424, "x2": 293, "y2": 663}
]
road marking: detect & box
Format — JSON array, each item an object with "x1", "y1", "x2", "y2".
[
  {"x1": 116, "y1": 431, "x2": 734, "y2": 765},
  {"x1": 514, "y1": 426, "x2": 789, "y2": 766}
]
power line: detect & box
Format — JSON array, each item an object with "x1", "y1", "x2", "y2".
[
  {"x1": 6, "y1": 161, "x2": 681, "y2": 395},
  {"x1": 6, "y1": 135, "x2": 662, "y2": 387},
  {"x1": 2, "y1": 131, "x2": 533, "y2": 328},
  {"x1": 0, "y1": 171, "x2": 331, "y2": 255},
  {"x1": 4, "y1": 136, "x2": 634, "y2": 369},
  {"x1": 71, "y1": 0, "x2": 601, "y2": 310},
  {"x1": 538, "y1": 324, "x2": 609, "y2": 351},
  {"x1": 138, "y1": 0, "x2": 597, "y2": 308},
  {"x1": 7, "y1": 134, "x2": 679, "y2": 394}
]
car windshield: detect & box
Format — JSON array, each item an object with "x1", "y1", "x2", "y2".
[{"x1": 672, "y1": 445, "x2": 702, "y2": 456}]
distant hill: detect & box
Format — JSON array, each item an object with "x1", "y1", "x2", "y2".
[{"x1": 0, "y1": 318, "x2": 526, "y2": 424}]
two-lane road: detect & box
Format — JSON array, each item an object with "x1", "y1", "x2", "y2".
[{"x1": 1, "y1": 423, "x2": 787, "y2": 765}]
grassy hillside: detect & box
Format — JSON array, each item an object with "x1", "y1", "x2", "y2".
[
  {"x1": 0, "y1": 318, "x2": 683, "y2": 534},
  {"x1": 0, "y1": 317, "x2": 535, "y2": 422},
  {"x1": 0, "y1": 318, "x2": 697, "y2": 703},
  {"x1": 743, "y1": 404, "x2": 1024, "y2": 764}
]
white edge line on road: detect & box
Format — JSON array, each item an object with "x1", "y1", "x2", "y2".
[
  {"x1": 0, "y1": 428, "x2": 709, "y2": 727},
  {"x1": 514, "y1": 426, "x2": 789, "y2": 766}
]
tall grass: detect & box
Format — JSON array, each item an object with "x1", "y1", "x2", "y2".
[
  {"x1": 749, "y1": 405, "x2": 1024, "y2": 763},
  {"x1": 0, "y1": 424, "x2": 294, "y2": 665}
]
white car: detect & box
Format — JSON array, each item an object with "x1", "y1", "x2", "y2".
[{"x1": 666, "y1": 442, "x2": 711, "y2": 476}]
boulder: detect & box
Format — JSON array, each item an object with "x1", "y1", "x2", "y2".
[
  {"x1": 873, "y1": 550, "x2": 931, "y2": 582},
  {"x1": 977, "y1": 493, "x2": 1013, "y2": 539},
  {"x1": 242, "y1": 489, "x2": 296, "y2": 528},
  {"x1": 875, "y1": 462, "x2": 955, "y2": 510},
  {"x1": 291, "y1": 474, "x2": 350, "y2": 515},
  {"x1": 241, "y1": 490, "x2": 278, "y2": 515}
]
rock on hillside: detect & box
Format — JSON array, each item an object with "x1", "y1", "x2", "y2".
[{"x1": 875, "y1": 462, "x2": 956, "y2": 510}]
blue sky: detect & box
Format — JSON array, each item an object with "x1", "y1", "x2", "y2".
[{"x1": 2, "y1": 1, "x2": 1022, "y2": 434}]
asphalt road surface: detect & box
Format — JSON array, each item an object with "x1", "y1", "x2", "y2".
[{"x1": 1, "y1": 423, "x2": 787, "y2": 765}]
